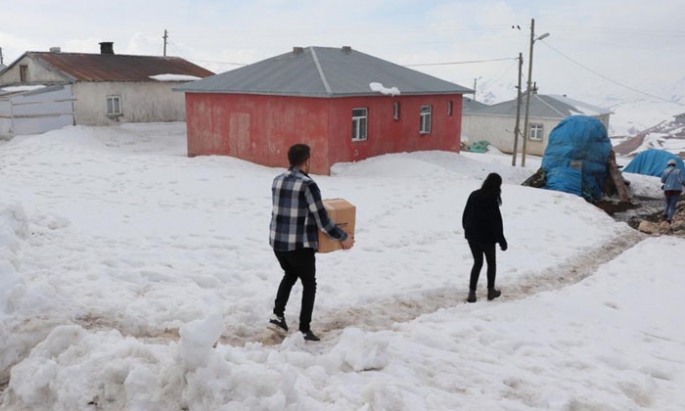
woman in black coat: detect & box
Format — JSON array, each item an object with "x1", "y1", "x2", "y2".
[{"x1": 462, "y1": 173, "x2": 508, "y2": 303}]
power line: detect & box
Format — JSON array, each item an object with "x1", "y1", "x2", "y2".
[
  {"x1": 539, "y1": 40, "x2": 685, "y2": 106},
  {"x1": 170, "y1": 24, "x2": 511, "y2": 37},
  {"x1": 540, "y1": 24, "x2": 685, "y2": 38},
  {"x1": 488, "y1": 58, "x2": 519, "y2": 85},
  {"x1": 191, "y1": 59, "x2": 246, "y2": 66},
  {"x1": 405, "y1": 57, "x2": 516, "y2": 67},
  {"x1": 168, "y1": 40, "x2": 187, "y2": 60},
  {"x1": 180, "y1": 56, "x2": 513, "y2": 69}
]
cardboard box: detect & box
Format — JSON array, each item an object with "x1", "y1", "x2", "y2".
[{"x1": 318, "y1": 199, "x2": 356, "y2": 253}]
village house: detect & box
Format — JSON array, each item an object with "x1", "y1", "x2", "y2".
[
  {"x1": 0, "y1": 42, "x2": 213, "y2": 139},
  {"x1": 462, "y1": 92, "x2": 611, "y2": 156},
  {"x1": 175, "y1": 46, "x2": 472, "y2": 175},
  {"x1": 674, "y1": 112, "x2": 685, "y2": 124}
]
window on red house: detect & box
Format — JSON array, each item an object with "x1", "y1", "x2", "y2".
[
  {"x1": 352, "y1": 108, "x2": 368, "y2": 141},
  {"x1": 420, "y1": 105, "x2": 432, "y2": 134}
]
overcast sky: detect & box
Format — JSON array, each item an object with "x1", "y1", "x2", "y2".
[{"x1": 2, "y1": 0, "x2": 684, "y2": 105}]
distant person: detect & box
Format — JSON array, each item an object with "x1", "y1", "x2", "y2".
[
  {"x1": 268, "y1": 143, "x2": 354, "y2": 341},
  {"x1": 661, "y1": 158, "x2": 684, "y2": 224},
  {"x1": 462, "y1": 173, "x2": 508, "y2": 303}
]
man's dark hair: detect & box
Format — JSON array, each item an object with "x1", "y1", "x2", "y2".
[{"x1": 288, "y1": 144, "x2": 311, "y2": 167}]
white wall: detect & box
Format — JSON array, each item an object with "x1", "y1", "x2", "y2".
[
  {"x1": 0, "y1": 55, "x2": 66, "y2": 85},
  {"x1": 0, "y1": 86, "x2": 74, "y2": 138},
  {"x1": 0, "y1": 100, "x2": 11, "y2": 138},
  {"x1": 462, "y1": 113, "x2": 610, "y2": 157},
  {"x1": 73, "y1": 82, "x2": 187, "y2": 126},
  {"x1": 462, "y1": 113, "x2": 517, "y2": 153}
]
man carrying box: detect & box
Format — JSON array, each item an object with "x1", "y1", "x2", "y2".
[{"x1": 268, "y1": 143, "x2": 355, "y2": 341}]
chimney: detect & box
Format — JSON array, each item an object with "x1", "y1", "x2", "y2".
[
  {"x1": 50, "y1": 47, "x2": 61, "y2": 53},
  {"x1": 293, "y1": 47, "x2": 304, "y2": 55},
  {"x1": 99, "y1": 42, "x2": 114, "y2": 55},
  {"x1": 342, "y1": 46, "x2": 352, "y2": 53}
]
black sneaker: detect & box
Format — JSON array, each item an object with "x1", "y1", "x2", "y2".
[
  {"x1": 467, "y1": 290, "x2": 477, "y2": 303},
  {"x1": 268, "y1": 314, "x2": 288, "y2": 333},
  {"x1": 301, "y1": 330, "x2": 320, "y2": 342},
  {"x1": 487, "y1": 288, "x2": 502, "y2": 301}
]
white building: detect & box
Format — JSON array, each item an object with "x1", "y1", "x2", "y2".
[
  {"x1": 462, "y1": 93, "x2": 611, "y2": 156},
  {"x1": 0, "y1": 42, "x2": 213, "y2": 139}
]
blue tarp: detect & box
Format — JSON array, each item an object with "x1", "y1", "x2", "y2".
[
  {"x1": 622, "y1": 149, "x2": 685, "y2": 177},
  {"x1": 541, "y1": 115, "x2": 611, "y2": 202},
  {"x1": 546, "y1": 167, "x2": 583, "y2": 196}
]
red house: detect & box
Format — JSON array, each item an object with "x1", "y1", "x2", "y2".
[{"x1": 175, "y1": 46, "x2": 472, "y2": 175}]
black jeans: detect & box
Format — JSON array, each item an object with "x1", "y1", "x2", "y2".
[
  {"x1": 273, "y1": 248, "x2": 317, "y2": 333},
  {"x1": 468, "y1": 241, "x2": 497, "y2": 291}
]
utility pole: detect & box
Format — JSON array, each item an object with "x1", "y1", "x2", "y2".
[
  {"x1": 511, "y1": 52, "x2": 523, "y2": 167},
  {"x1": 163, "y1": 30, "x2": 168, "y2": 57},
  {"x1": 520, "y1": 19, "x2": 550, "y2": 168},
  {"x1": 473, "y1": 78, "x2": 477, "y2": 101},
  {"x1": 521, "y1": 19, "x2": 536, "y2": 168},
  {"x1": 0, "y1": 47, "x2": 4, "y2": 66}
]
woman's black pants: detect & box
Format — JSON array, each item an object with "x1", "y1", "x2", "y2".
[{"x1": 468, "y1": 241, "x2": 496, "y2": 291}]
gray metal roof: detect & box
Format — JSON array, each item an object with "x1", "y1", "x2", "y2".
[
  {"x1": 462, "y1": 97, "x2": 489, "y2": 114},
  {"x1": 471, "y1": 94, "x2": 611, "y2": 118},
  {"x1": 175, "y1": 46, "x2": 472, "y2": 97}
]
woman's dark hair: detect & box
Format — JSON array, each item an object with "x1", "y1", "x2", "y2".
[
  {"x1": 288, "y1": 144, "x2": 311, "y2": 167},
  {"x1": 480, "y1": 172, "x2": 503, "y2": 205}
]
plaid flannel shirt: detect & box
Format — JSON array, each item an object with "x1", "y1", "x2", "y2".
[{"x1": 269, "y1": 167, "x2": 348, "y2": 252}]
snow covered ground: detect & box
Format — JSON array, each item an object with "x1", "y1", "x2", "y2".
[{"x1": 1, "y1": 123, "x2": 684, "y2": 410}]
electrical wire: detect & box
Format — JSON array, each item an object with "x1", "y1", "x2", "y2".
[
  {"x1": 406, "y1": 57, "x2": 516, "y2": 67},
  {"x1": 539, "y1": 40, "x2": 685, "y2": 106},
  {"x1": 191, "y1": 59, "x2": 246, "y2": 66}
]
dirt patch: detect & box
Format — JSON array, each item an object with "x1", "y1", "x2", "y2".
[{"x1": 624, "y1": 195, "x2": 685, "y2": 237}]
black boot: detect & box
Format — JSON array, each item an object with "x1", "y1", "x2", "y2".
[
  {"x1": 487, "y1": 288, "x2": 501, "y2": 301},
  {"x1": 467, "y1": 290, "x2": 477, "y2": 303}
]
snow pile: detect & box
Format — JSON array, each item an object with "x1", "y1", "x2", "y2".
[
  {"x1": 369, "y1": 82, "x2": 400, "y2": 96},
  {"x1": 150, "y1": 74, "x2": 202, "y2": 82},
  {"x1": 0, "y1": 203, "x2": 28, "y2": 316},
  {"x1": 0, "y1": 85, "x2": 46, "y2": 95}
]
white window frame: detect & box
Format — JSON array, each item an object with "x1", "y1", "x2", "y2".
[
  {"x1": 107, "y1": 95, "x2": 122, "y2": 116},
  {"x1": 529, "y1": 123, "x2": 544, "y2": 141},
  {"x1": 393, "y1": 102, "x2": 400, "y2": 120},
  {"x1": 352, "y1": 107, "x2": 368, "y2": 142},
  {"x1": 420, "y1": 105, "x2": 432, "y2": 134}
]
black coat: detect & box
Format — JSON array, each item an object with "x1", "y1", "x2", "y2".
[{"x1": 462, "y1": 189, "x2": 507, "y2": 247}]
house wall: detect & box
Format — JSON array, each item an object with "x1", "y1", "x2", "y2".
[
  {"x1": 183, "y1": 93, "x2": 463, "y2": 175},
  {"x1": 463, "y1": 113, "x2": 610, "y2": 156},
  {"x1": 0, "y1": 55, "x2": 66, "y2": 85},
  {"x1": 0, "y1": 86, "x2": 74, "y2": 138},
  {"x1": 73, "y1": 82, "x2": 187, "y2": 126},
  {"x1": 462, "y1": 113, "x2": 517, "y2": 153},
  {"x1": 0, "y1": 100, "x2": 11, "y2": 138},
  {"x1": 184, "y1": 93, "x2": 331, "y2": 174},
  {"x1": 327, "y1": 94, "x2": 462, "y2": 168}
]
